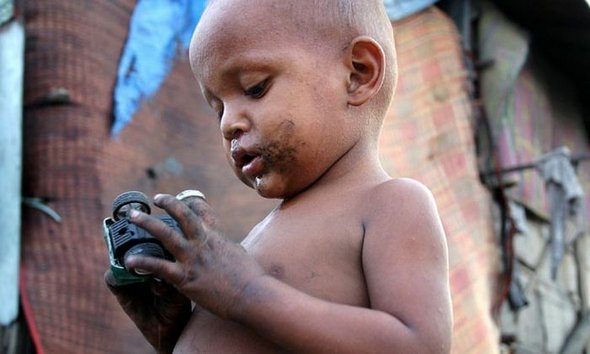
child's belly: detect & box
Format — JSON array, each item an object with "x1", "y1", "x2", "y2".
[{"x1": 173, "y1": 309, "x2": 285, "y2": 354}]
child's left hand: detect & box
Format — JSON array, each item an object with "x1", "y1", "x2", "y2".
[
  {"x1": 104, "y1": 269, "x2": 191, "y2": 353},
  {"x1": 123, "y1": 193, "x2": 266, "y2": 319}
]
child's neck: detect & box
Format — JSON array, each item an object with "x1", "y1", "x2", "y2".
[{"x1": 281, "y1": 146, "x2": 389, "y2": 208}]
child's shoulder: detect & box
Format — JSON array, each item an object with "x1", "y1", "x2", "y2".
[
  {"x1": 366, "y1": 177, "x2": 437, "y2": 211},
  {"x1": 363, "y1": 177, "x2": 443, "y2": 241}
]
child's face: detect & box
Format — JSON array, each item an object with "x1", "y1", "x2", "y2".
[{"x1": 190, "y1": 1, "x2": 361, "y2": 199}]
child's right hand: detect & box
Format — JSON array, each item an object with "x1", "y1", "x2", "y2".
[
  {"x1": 121, "y1": 193, "x2": 266, "y2": 320},
  {"x1": 104, "y1": 269, "x2": 191, "y2": 354}
]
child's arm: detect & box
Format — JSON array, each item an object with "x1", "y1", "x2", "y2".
[{"x1": 125, "y1": 180, "x2": 452, "y2": 353}]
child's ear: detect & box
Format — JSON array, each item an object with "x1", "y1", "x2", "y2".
[{"x1": 346, "y1": 36, "x2": 386, "y2": 106}]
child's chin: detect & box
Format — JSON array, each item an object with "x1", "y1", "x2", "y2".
[
  {"x1": 252, "y1": 177, "x2": 286, "y2": 199},
  {"x1": 254, "y1": 185, "x2": 281, "y2": 199}
]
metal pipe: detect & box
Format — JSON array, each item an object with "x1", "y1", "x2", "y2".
[{"x1": 480, "y1": 152, "x2": 590, "y2": 178}]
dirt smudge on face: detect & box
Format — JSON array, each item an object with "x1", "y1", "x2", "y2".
[{"x1": 258, "y1": 119, "x2": 301, "y2": 174}]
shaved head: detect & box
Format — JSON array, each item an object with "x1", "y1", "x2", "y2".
[
  {"x1": 269, "y1": 0, "x2": 398, "y2": 110},
  {"x1": 192, "y1": 0, "x2": 397, "y2": 121}
]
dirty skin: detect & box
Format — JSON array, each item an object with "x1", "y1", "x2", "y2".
[{"x1": 258, "y1": 119, "x2": 300, "y2": 175}]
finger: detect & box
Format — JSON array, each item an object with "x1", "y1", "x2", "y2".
[
  {"x1": 105, "y1": 268, "x2": 174, "y2": 300},
  {"x1": 153, "y1": 194, "x2": 208, "y2": 243},
  {"x1": 177, "y1": 192, "x2": 218, "y2": 229},
  {"x1": 129, "y1": 209, "x2": 187, "y2": 257},
  {"x1": 149, "y1": 278, "x2": 181, "y2": 297},
  {"x1": 104, "y1": 269, "x2": 144, "y2": 297},
  {"x1": 125, "y1": 255, "x2": 185, "y2": 287},
  {"x1": 104, "y1": 269, "x2": 119, "y2": 288}
]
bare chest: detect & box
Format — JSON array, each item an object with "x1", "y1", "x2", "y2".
[
  {"x1": 242, "y1": 215, "x2": 366, "y2": 303},
  {"x1": 174, "y1": 207, "x2": 368, "y2": 353}
]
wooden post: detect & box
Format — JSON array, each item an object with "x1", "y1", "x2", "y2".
[{"x1": 0, "y1": 6, "x2": 24, "y2": 326}]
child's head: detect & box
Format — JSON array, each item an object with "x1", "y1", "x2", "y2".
[{"x1": 189, "y1": 0, "x2": 397, "y2": 199}]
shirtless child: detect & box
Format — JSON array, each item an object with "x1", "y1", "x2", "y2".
[{"x1": 105, "y1": 0, "x2": 453, "y2": 352}]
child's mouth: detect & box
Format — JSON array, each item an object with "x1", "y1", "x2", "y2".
[
  {"x1": 241, "y1": 155, "x2": 264, "y2": 180},
  {"x1": 230, "y1": 141, "x2": 265, "y2": 180}
]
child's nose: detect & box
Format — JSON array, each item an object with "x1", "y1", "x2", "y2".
[{"x1": 220, "y1": 105, "x2": 250, "y2": 140}]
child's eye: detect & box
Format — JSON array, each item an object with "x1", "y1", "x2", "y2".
[
  {"x1": 244, "y1": 79, "x2": 269, "y2": 99},
  {"x1": 216, "y1": 108, "x2": 224, "y2": 121}
]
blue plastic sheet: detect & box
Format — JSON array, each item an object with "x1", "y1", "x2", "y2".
[
  {"x1": 383, "y1": 0, "x2": 439, "y2": 21},
  {"x1": 111, "y1": 0, "x2": 207, "y2": 137}
]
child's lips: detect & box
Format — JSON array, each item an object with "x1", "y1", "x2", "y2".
[
  {"x1": 241, "y1": 155, "x2": 264, "y2": 179},
  {"x1": 230, "y1": 142, "x2": 265, "y2": 179}
]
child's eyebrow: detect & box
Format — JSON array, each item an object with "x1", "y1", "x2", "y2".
[
  {"x1": 219, "y1": 53, "x2": 279, "y2": 80},
  {"x1": 200, "y1": 52, "x2": 280, "y2": 99},
  {"x1": 221, "y1": 64, "x2": 271, "y2": 82}
]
